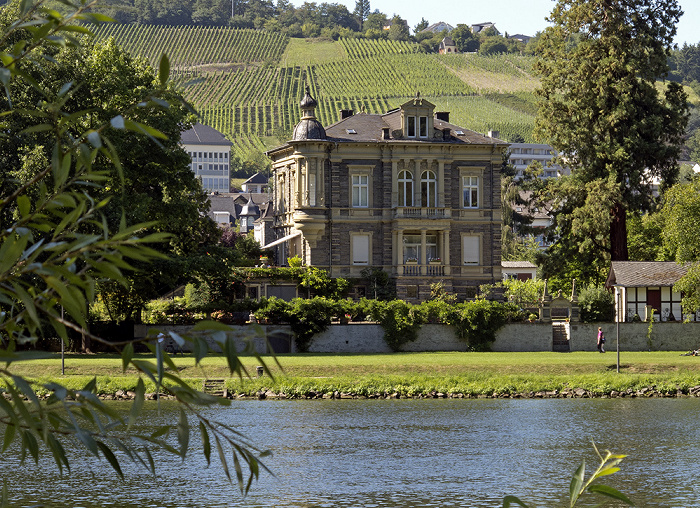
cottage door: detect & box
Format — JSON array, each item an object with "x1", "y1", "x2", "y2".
[{"x1": 647, "y1": 289, "x2": 661, "y2": 317}]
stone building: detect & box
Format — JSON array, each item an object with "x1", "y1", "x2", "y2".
[{"x1": 265, "y1": 89, "x2": 507, "y2": 301}]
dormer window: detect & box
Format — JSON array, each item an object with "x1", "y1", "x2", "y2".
[
  {"x1": 419, "y1": 116, "x2": 428, "y2": 137},
  {"x1": 407, "y1": 116, "x2": 416, "y2": 137}
]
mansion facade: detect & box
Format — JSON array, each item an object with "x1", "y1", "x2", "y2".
[{"x1": 265, "y1": 90, "x2": 507, "y2": 301}]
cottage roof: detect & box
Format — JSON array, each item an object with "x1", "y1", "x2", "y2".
[
  {"x1": 606, "y1": 261, "x2": 689, "y2": 288},
  {"x1": 502, "y1": 261, "x2": 537, "y2": 269},
  {"x1": 181, "y1": 123, "x2": 232, "y2": 146},
  {"x1": 440, "y1": 37, "x2": 455, "y2": 47}
]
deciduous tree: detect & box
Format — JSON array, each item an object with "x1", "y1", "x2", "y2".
[{"x1": 0, "y1": 0, "x2": 267, "y2": 493}]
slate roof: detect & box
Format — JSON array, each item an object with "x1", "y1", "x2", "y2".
[
  {"x1": 606, "y1": 261, "x2": 689, "y2": 288},
  {"x1": 323, "y1": 110, "x2": 505, "y2": 145},
  {"x1": 243, "y1": 172, "x2": 269, "y2": 185},
  {"x1": 181, "y1": 123, "x2": 232, "y2": 146},
  {"x1": 206, "y1": 192, "x2": 271, "y2": 222}
]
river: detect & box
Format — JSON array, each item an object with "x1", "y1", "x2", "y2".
[{"x1": 3, "y1": 398, "x2": 699, "y2": 507}]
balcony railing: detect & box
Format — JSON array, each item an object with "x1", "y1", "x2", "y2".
[
  {"x1": 401, "y1": 263, "x2": 446, "y2": 276},
  {"x1": 395, "y1": 207, "x2": 450, "y2": 219}
]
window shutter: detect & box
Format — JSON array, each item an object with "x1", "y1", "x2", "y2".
[
  {"x1": 353, "y1": 234, "x2": 370, "y2": 265},
  {"x1": 463, "y1": 236, "x2": 480, "y2": 264}
]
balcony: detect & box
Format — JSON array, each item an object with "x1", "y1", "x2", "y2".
[
  {"x1": 394, "y1": 207, "x2": 451, "y2": 219},
  {"x1": 400, "y1": 263, "x2": 446, "y2": 277}
]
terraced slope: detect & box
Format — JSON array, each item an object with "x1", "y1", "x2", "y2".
[{"x1": 93, "y1": 26, "x2": 539, "y2": 158}]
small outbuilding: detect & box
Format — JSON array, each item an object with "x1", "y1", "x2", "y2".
[
  {"x1": 501, "y1": 261, "x2": 537, "y2": 280},
  {"x1": 605, "y1": 261, "x2": 689, "y2": 322}
]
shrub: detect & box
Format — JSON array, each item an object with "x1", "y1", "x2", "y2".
[
  {"x1": 375, "y1": 300, "x2": 426, "y2": 351},
  {"x1": 578, "y1": 285, "x2": 614, "y2": 322},
  {"x1": 287, "y1": 297, "x2": 338, "y2": 352},
  {"x1": 446, "y1": 300, "x2": 518, "y2": 351}
]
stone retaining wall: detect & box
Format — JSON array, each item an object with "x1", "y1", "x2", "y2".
[{"x1": 135, "y1": 321, "x2": 700, "y2": 354}]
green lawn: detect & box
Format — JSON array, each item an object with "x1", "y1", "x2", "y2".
[{"x1": 13, "y1": 351, "x2": 700, "y2": 398}]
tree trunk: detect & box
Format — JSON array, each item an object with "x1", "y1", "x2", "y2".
[{"x1": 610, "y1": 202, "x2": 628, "y2": 261}]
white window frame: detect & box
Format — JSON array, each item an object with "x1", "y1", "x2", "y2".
[
  {"x1": 407, "y1": 116, "x2": 416, "y2": 138},
  {"x1": 419, "y1": 116, "x2": 428, "y2": 138},
  {"x1": 398, "y1": 170, "x2": 413, "y2": 207},
  {"x1": 352, "y1": 174, "x2": 369, "y2": 207},
  {"x1": 462, "y1": 176, "x2": 479, "y2": 208},
  {"x1": 421, "y1": 170, "x2": 437, "y2": 208}
]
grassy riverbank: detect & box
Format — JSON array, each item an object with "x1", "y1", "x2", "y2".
[{"x1": 14, "y1": 351, "x2": 700, "y2": 398}]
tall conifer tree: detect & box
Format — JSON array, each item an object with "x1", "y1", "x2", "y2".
[
  {"x1": 353, "y1": 0, "x2": 370, "y2": 31},
  {"x1": 534, "y1": 0, "x2": 689, "y2": 266}
]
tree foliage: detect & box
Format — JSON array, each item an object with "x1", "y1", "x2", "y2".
[
  {"x1": 534, "y1": 0, "x2": 689, "y2": 264},
  {"x1": 0, "y1": 0, "x2": 268, "y2": 494},
  {"x1": 658, "y1": 179, "x2": 700, "y2": 312}
]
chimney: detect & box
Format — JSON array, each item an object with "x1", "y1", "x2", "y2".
[
  {"x1": 382, "y1": 128, "x2": 390, "y2": 140},
  {"x1": 436, "y1": 112, "x2": 450, "y2": 123},
  {"x1": 340, "y1": 109, "x2": 354, "y2": 119},
  {"x1": 488, "y1": 130, "x2": 500, "y2": 139}
]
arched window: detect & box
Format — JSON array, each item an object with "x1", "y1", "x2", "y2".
[
  {"x1": 421, "y1": 170, "x2": 437, "y2": 208},
  {"x1": 398, "y1": 170, "x2": 413, "y2": 207}
]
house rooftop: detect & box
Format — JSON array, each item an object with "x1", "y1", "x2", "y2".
[
  {"x1": 606, "y1": 261, "x2": 689, "y2": 288},
  {"x1": 243, "y1": 172, "x2": 269, "y2": 185},
  {"x1": 181, "y1": 122, "x2": 232, "y2": 146},
  {"x1": 502, "y1": 261, "x2": 537, "y2": 269},
  {"x1": 323, "y1": 110, "x2": 505, "y2": 145}
]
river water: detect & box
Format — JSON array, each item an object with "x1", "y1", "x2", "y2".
[{"x1": 3, "y1": 398, "x2": 700, "y2": 507}]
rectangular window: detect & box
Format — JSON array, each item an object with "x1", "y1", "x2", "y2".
[
  {"x1": 426, "y1": 234, "x2": 438, "y2": 261},
  {"x1": 309, "y1": 173, "x2": 316, "y2": 206},
  {"x1": 407, "y1": 116, "x2": 416, "y2": 138},
  {"x1": 419, "y1": 116, "x2": 428, "y2": 137},
  {"x1": 352, "y1": 234, "x2": 370, "y2": 265},
  {"x1": 403, "y1": 234, "x2": 421, "y2": 263},
  {"x1": 213, "y1": 212, "x2": 229, "y2": 224},
  {"x1": 463, "y1": 236, "x2": 480, "y2": 265},
  {"x1": 352, "y1": 174, "x2": 369, "y2": 207},
  {"x1": 463, "y1": 176, "x2": 479, "y2": 208}
]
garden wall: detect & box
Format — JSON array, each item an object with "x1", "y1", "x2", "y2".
[{"x1": 135, "y1": 322, "x2": 700, "y2": 354}]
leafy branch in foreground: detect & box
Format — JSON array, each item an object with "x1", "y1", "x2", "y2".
[
  {"x1": 503, "y1": 443, "x2": 634, "y2": 507},
  {"x1": 0, "y1": 0, "x2": 271, "y2": 497}
]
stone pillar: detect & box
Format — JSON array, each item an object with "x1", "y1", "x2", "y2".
[
  {"x1": 444, "y1": 230, "x2": 451, "y2": 275},
  {"x1": 438, "y1": 160, "x2": 445, "y2": 208},
  {"x1": 420, "y1": 230, "x2": 427, "y2": 276},
  {"x1": 397, "y1": 230, "x2": 404, "y2": 267},
  {"x1": 391, "y1": 160, "x2": 398, "y2": 207}
]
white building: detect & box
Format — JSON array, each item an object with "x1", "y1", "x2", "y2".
[
  {"x1": 509, "y1": 143, "x2": 567, "y2": 180},
  {"x1": 181, "y1": 123, "x2": 232, "y2": 192}
]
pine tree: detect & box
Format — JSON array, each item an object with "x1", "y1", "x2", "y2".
[{"x1": 353, "y1": 0, "x2": 370, "y2": 31}]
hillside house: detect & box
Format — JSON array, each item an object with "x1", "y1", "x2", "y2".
[
  {"x1": 439, "y1": 37, "x2": 457, "y2": 54},
  {"x1": 471, "y1": 22, "x2": 499, "y2": 35},
  {"x1": 423, "y1": 22, "x2": 454, "y2": 34},
  {"x1": 181, "y1": 123, "x2": 232, "y2": 193},
  {"x1": 606, "y1": 261, "x2": 690, "y2": 322},
  {"x1": 265, "y1": 89, "x2": 507, "y2": 301},
  {"x1": 207, "y1": 192, "x2": 270, "y2": 230}
]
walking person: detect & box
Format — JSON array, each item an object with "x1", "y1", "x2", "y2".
[{"x1": 597, "y1": 327, "x2": 606, "y2": 353}]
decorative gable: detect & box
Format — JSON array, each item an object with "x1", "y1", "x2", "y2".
[{"x1": 400, "y1": 94, "x2": 435, "y2": 139}]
